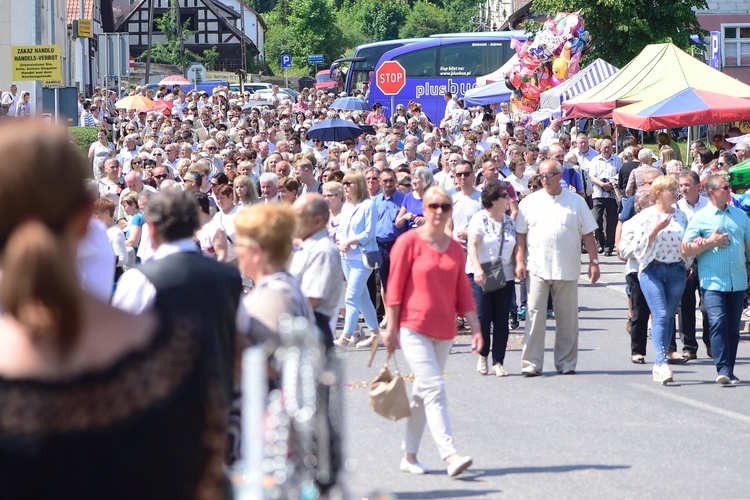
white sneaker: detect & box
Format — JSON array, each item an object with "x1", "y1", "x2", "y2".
[
  {"x1": 652, "y1": 364, "x2": 673, "y2": 385},
  {"x1": 716, "y1": 374, "x2": 731, "y2": 385},
  {"x1": 743, "y1": 307, "x2": 750, "y2": 318},
  {"x1": 447, "y1": 455, "x2": 473, "y2": 477},
  {"x1": 400, "y1": 458, "x2": 428, "y2": 475}
]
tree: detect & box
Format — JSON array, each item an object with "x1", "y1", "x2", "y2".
[
  {"x1": 531, "y1": 0, "x2": 709, "y2": 67},
  {"x1": 145, "y1": 0, "x2": 202, "y2": 66},
  {"x1": 399, "y1": 1, "x2": 452, "y2": 38},
  {"x1": 265, "y1": 0, "x2": 345, "y2": 71},
  {"x1": 361, "y1": 0, "x2": 410, "y2": 41}
]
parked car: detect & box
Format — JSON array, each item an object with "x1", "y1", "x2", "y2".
[
  {"x1": 315, "y1": 69, "x2": 343, "y2": 93},
  {"x1": 229, "y1": 82, "x2": 273, "y2": 93},
  {"x1": 254, "y1": 88, "x2": 300, "y2": 101}
]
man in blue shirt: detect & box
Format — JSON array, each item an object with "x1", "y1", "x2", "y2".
[
  {"x1": 373, "y1": 168, "x2": 406, "y2": 301},
  {"x1": 682, "y1": 174, "x2": 750, "y2": 385}
]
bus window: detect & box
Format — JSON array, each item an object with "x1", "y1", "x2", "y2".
[
  {"x1": 395, "y1": 47, "x2": 437, "y2": 77},
  {"x1": 438, "y1": 42, "x2": 507, "y2": 77}
]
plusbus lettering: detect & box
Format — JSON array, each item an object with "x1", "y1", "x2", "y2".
[{"x1": 414, "y1": 78, "x2": 478, "y2": 98}]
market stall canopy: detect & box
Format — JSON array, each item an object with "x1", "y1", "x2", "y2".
[
  {"x1": 562, "y1": 43, "x2": 750, "y2": 119},
  {"x1": 463, "y1": 81, "x2": 514, "y2": 107},
  {"x1": 476, "y1": 54, "x2": 519, "y2": 86},
  {"x1": 539, "y1": 58, "x2": 618, "y2": 111},
  {"x1": 612, "y1": 88, "x2": 750, "y2": 130}
]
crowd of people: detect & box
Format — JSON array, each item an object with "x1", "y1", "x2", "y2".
[{"x1": 1, "y1": 78, "x2": 749, "y2": 495}]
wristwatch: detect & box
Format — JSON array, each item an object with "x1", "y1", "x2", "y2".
[{"x1": 590, "y1": 259, "x2": 600, "y2": 265}]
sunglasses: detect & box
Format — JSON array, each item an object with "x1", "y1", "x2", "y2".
[
  {"x1": 455, "y1": 171, "x2": 472, "y2": 177},
  {"x1": 153, "y1": 152, "x2": 163, "y2": 156},
  {"x1": 714, "y1": 185, "x2": 731, "y2": 191},
  {"x1": 529, "y1": 184, "x2": 542, "y2": 190},
  {"x1": 131, "y1": 161, "x2": 142, "y2": 165},
  {"x1": 154, "y1": 174, "x2": 168, "y2": 180},
  {"x1": 342, "y1": 181, "x2": 353, "y2": 186},
  {"x1": 427, "y1": 202, "x2": 452, "y2": 212}
]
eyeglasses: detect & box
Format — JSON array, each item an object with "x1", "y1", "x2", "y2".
[
  {"x1": 426, "y1": 202, "x2": 452, "y2": 212},
  {"x1": 714, "y1": 185, "x2": 731, "y2": 191},
  {"x1": 455, "y1": 171, "x2": 473, "y2": 177},
  {"x1": 154, "y1": 174, "x2": 168, "y2": 180},
  {"x1": 529, "y1": 184, "x2": 542, "y2": 190},
  {"x1": 130, "y1": 161, "x2": 142, "y2": 165},
  {"x1": 539, "y1": 172, "x2": 561, "y2": 179},
  {"x1": 342, "y1": 181, "x2": 353, "y2": 186}
]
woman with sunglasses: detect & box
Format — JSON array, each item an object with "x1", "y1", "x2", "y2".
[
  {"x1": 333, "y1": 172, "x2": 382, "y2": 348},
  {"x1": 467, "y1": 182, "x2": 517, "y2": 377},
  {"x1": 632, "y1": 175, "x2": 689, "y2": 384},
  {"x1": 383, "y1": 185, "x2": 482, "y2": 478}
]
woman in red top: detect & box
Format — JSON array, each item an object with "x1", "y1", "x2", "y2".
[{"x1": 383, "y1": 185, "x2": 482, "y2": 478}]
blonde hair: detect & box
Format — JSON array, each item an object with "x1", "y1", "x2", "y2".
[
  {"x1": 341, "y1": 171, "x2": 368, "y2": 203},
  {"x1": 650, "y1": 174, "x2": 677, "y2": 197},
  {"x1": 233, "y1": 174, "x2": 258, "y2": 204},
  {"x1": 0, "y1": 120, "x2": 92, "y2": 355},
  {"x1": 234, "y1": 204, "x2": 295, "y2": 268}
]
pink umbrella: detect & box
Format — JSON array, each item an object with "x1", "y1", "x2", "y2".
[
  {"x1": 140, "y1": 100, "x2": 174, "y2": 113},
  {"x1": 158, "y1": 75, "x2": 191, "y2": 86}
]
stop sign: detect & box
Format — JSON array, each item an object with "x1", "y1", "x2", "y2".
[{"x1": 376, "y1": 60, "x2": 406, "y2": 96}]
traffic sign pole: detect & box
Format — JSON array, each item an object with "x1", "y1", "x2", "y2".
[{"x1": 374, "y1": 60, "x2": 406, "y2": 126}]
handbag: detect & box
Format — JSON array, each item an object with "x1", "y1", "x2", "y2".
[
  {"x1": 479, "y1": 215, "x2": 507, "y2": 292},
  {"x1": 368, "y1": 345, "x2": 411, "y2": 421},
  {"x1": 362, "y1": 249, "x2": 383, "y2": 269}
]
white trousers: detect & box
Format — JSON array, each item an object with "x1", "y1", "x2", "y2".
[{"x1": 399, "y1": 327, "x2": 457, "y2": 460}]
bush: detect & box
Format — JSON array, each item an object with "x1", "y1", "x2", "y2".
[{"x1": 68, "y1": 127, "x2": 100, "y2": 159}]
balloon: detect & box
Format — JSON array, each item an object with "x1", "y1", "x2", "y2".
[
  {"x1": 529, "y1": 30, "x2": 560, "y2": 62},
  {"x1": 569, "y1": 52, "x2": 581, "y2": 75}
]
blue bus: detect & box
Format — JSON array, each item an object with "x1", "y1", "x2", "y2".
[
  {"x1": 368, "y1": 32, "x2": 525, "y2": 123},
  {"x1": 333, "y1": 39, "x2": 429, "y2": 97}
]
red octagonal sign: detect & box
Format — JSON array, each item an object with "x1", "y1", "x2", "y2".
[{"x1": 376, "y1": 60, "x2": 406, "y2": 96}]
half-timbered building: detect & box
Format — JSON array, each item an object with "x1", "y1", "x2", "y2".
[{"x1": 114, "y1": 0, "x2": 265, "y2": 71}]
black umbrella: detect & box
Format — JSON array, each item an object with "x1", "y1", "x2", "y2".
[
  {"x1": 359, "y1": 124, "x2": 376, "y2": 135},
  {"x1": 306, "y1": 119, "x2": 364, "y2": 142}
]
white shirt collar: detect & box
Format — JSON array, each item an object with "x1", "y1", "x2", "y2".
[{"x1": 153, "y1": 237, "x2": 199, "y2": 260}]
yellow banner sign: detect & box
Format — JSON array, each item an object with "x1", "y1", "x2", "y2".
[
  {"x1": 77, "y1": 19, "x2": 92, "y2": 38},
  {"x1": 11, "y1": 45, "x2": 63, "y2": 82}
]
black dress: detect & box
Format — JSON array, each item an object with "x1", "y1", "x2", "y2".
[{"x1": 0, "y1": 321, "x2": 226, "y2": 500}]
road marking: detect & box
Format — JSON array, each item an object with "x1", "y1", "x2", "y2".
[{"x1": 631, "y1": 383, "x2": 750, "y2": 424}]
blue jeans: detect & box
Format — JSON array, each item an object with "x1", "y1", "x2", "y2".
[
  {"x1": 341, "y1": 258, "x2": 379, "y2": 335},
  {"x1": 639, "y1": 262, "x2": 686, "y2": 365},
  {"x1": 702, "y1": 289, "x2": 744, "y2": 378},
  {"x1": 470, "y1": 275, "x2": 513, "y2": 365}
]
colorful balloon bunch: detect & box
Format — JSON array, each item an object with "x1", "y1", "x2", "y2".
[{"x1": 505, "y1": 11, "x2": 591, "y2": 118}]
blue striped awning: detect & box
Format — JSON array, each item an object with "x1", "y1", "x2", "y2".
[{"x1": 539, "y1": 59, "x2": 618, "y2": 110}]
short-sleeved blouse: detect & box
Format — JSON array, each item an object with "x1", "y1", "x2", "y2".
[
  {"x1": 466, "y1": 211, "x2": 516, "y2": 279},
  {"x1": 401, "y1": 192, "x2": 424, "y2": 229},
  {"x1": 634, "y1": 206, "x2": 689, "y2": 273}
]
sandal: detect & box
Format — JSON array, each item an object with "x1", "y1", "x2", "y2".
[
  {"x1": 477, "y1": 356, "x2": 488, "y2": 375},
  {"x1": 493, "y1": 363, "x2": 509, "y2": 377},
  {"x1": 631, "y1": 355, "x2": 646, "y2": 364},
  {"x1": 334, "y1": 334, "x2": 358, "y2": 348}
]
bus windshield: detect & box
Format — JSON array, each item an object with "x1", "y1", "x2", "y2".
[
  {"x1": 369, "y1": 32, "x2": 525, "y2": 123},
  {"x1": 342, "y1": 39, "x2": 428, "y2": 95}
]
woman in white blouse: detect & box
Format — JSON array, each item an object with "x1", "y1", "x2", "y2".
[
  {"x1": 467, "y1": 181, "x2": 516, "y2": 377},
  {"x1": 506, "y1": 159, "x2": 530, "y2": 199},
  {"x1": 634, "y1": 175, "x2": 688, "y2": 384}
]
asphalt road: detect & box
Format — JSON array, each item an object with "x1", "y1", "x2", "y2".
[{"x1": 334, "y1": 255, "x2": 750, "y2": 499}]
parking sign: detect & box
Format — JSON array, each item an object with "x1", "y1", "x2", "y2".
[{"x1": 281, "y1": 54, "x2": 292, "y2": 69}]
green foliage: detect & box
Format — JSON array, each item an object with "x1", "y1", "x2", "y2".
[
  {"x1": 531, "y1": 0, "x2": 709, "y2": 67},
  {"x1": 203, "y1": 47, "x2": 219, "y2": 70},
  {"x1": 68, "y1": 127, "x2": 100, "y2": 160},
  {"x1": 265, "y1": 0, "x2": 345, "y2": 73},
  {"x1": 399, "y1": 1, "x2": 452, "y2": 38},
  {"x1": 440, "y1": 0, "x2": 481, "y2": 33},
  {"x1": 145, "y1": 0, "x2": 202, "y2": 66},
  {"x1": 361, "y1": 0, "x2": 410, "y2": 41}
]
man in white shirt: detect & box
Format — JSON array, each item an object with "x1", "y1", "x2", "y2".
[
  {"x1": 434, "y1": 152, "x2": 461, "y2": 191},
  {"x1": 1, "y1": 85, "x2": 19, "y2": 117},
  {"x1": 676, "y1": 169, "x2": 710, "y2": 361},
  {"x1": 449, "y1": 160, "x2": 482, "y2": 249},
  {"x1": 443, "y1": 91, "x2": 457, "y2": 122},
  {"x1": 540, "y1": 119, "x2": 562, "y2": 148},
  {"x1": 589, "y1": 138, "x2": 622, "y2": 255},
  {"x1": 515, "y1": 159, "x2": 600, "y2": 377}
]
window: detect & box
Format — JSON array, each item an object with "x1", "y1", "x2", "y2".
[
  {"x1": 438, "y1": 41, "x2": 508, "y2": 77},
  {"x1": 723, "y1": 24, "x2": 750, "y2": 67},
  {"x1": 394, "y1": 47, "x2": 437, "y2": 77}
]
